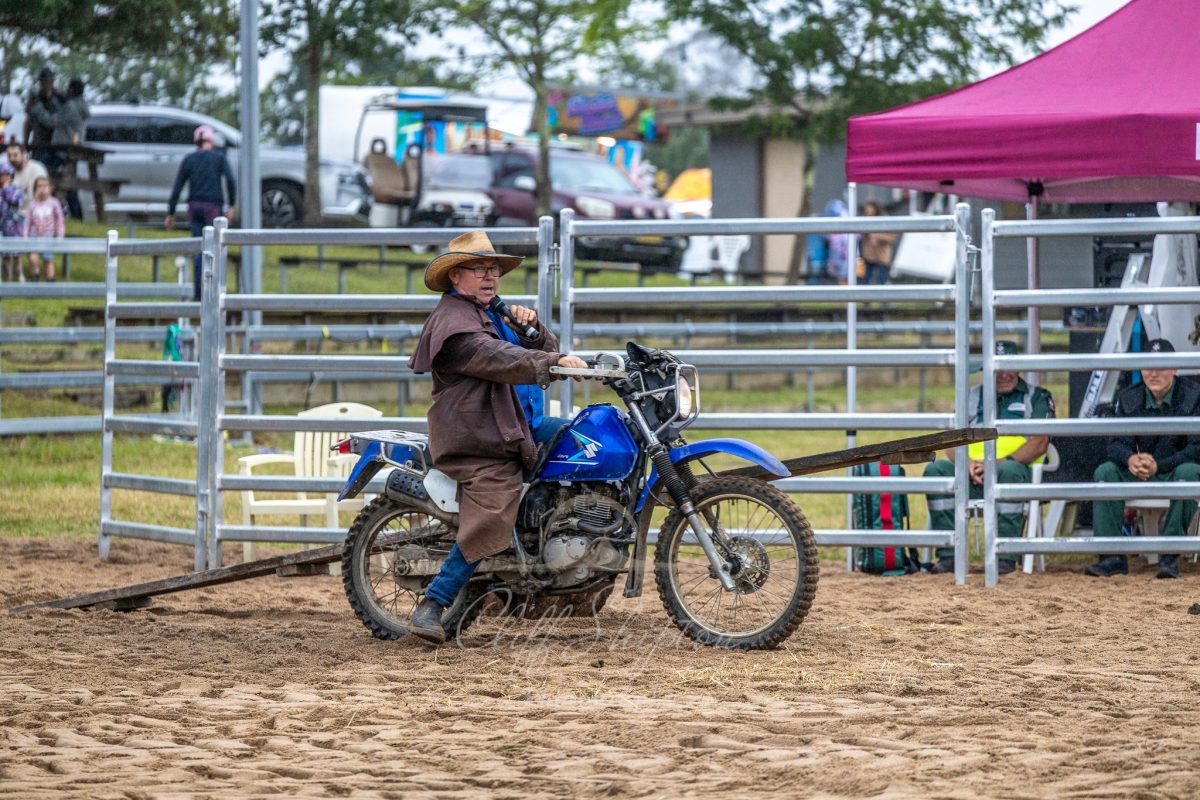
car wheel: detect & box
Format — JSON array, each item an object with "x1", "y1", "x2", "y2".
[{"x1": 262, "y1": 180, "x2": 303, "y2": 228}]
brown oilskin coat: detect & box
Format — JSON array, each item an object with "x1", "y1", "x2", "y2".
[{"x1": 408, "y1": 292, "x2": 562, "y2": 561}]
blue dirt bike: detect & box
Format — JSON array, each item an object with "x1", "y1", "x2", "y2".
[{"x1": 334, "y1": 342, "x2": 818, "y2": 649}]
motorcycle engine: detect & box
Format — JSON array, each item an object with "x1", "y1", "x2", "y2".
[{"x1": 540, "y1": 489, "x2": 630, "y2": 588}]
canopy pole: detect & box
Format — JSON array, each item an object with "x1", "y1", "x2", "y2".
[{"x1": 1025, "y1": 192, "x2": 1041, "y2": 386}]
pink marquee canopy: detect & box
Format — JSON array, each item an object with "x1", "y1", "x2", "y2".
[{"x1": 846, "y1": 0, "x2": 1200, "y2": 203}]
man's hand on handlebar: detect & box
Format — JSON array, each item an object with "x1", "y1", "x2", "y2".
[{"x1": 557, "y1": 355, "x2": 588, "y2": 381}]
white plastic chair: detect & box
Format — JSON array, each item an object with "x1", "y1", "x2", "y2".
[
  {"x1": 709, "y1": 235, "x2": 750, "y2": 283},
  {"x1": 1022, "y1": 443, "x2": 1061, "y2": 573},
  {"x1": 238, "y1": 401, "x2": 383, "y2": 562}
]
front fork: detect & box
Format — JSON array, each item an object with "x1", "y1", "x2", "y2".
[
  {"x1": 659, "y1": 453, "x2": 736, "y2": 590},
  {"x1": 630, "y1": 414, "x2": 737, "y2": 590}
]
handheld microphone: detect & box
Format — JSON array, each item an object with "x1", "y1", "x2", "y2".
[{"x1": 488, "y1": 296, "x2": 539, "y2": 339}]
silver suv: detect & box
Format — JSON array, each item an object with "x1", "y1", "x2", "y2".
[{"x1": 83, "y1": 103, "x2": 370, "y2": 226}]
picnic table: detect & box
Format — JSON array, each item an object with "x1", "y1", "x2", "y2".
[{"x1": 55, "y1": 144, "x2": 126, "y2": 222}]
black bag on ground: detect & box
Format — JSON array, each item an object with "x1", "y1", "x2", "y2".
[{"x1": 852, "y1": 461, "x2": 921, "y2": 575}]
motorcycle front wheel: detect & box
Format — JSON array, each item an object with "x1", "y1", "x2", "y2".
[
  {"x1": 653, "y1": 476, "x2": 818, "y2": 650},
  {"x1": 341, "y1": 497, "x2": 484, "y2": 641}
]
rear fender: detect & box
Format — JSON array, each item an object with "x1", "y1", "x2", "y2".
[
  {"x1": 635, "y1": 438, "x2": 788, "y2": 512},
  {"x1": 338, "y1": 441, "x2": 384, "y2": 501}
]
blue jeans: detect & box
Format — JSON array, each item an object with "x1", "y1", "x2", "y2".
[
  {"x1": 864, "y1": 260, "x2": 890, "y2": 285},
  {"x1": 424, "y1": 416, "x2": 570, "y2": 607},
  {"x1": 424, "y1": 542, "x2": 477, "y2": 607},
  {"x1": 189, "y1": 202, "x2": 222, "y2": 300}
]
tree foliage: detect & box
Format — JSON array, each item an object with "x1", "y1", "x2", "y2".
[
  {"x1": 666, "y1": 0, "x2": 1075, "y2": 141},
  {"x1": 260, "y1": 0, "x2": 431, "y2": 222},
  {"x1": 434, "y1": 0, "x2": 660, "y2": 216},
  {"x1": 1, "y1": 1, "x2": 235, "y2": 62}
]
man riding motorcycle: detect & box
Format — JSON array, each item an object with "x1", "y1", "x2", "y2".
[{"x1": 406, "y1": 230, "x2": 586, "y2": 643}]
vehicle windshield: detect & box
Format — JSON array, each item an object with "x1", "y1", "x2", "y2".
[
  {"x1": 423, "y1": 154, "x2": 493, "y2": 189},
  {"x1": 551, "y1": 156, "x2": 638, "y2": 195}
]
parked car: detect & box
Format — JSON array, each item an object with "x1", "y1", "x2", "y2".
[
  {"x1": 82, "y1": 103, "x2": 371, "y2": 227},
  {"x1": 488, "y1": 147, "x2": 685, "y2": 270},
  {"x1": 412, "y1": 152, "x2": 495, "y2": 228}
]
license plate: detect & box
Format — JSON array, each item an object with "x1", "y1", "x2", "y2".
[{"x1": 634, "y1": 235, "x2": 663, "y2": 244}]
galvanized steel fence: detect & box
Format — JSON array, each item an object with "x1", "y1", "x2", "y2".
[
  {"x1": 979, "y1": 211, "x2": 1200, "y2": 586},
  {"x1": 556, "y1": 204, "x2": 976, "y2": 583}
]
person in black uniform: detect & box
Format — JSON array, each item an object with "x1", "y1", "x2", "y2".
[{"x1": 1086, "y1": 338, "x2": 1200, "y2": 579}]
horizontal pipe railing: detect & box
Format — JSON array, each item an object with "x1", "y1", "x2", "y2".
[
  {"x1": 0, "y1": 237, "x2": 106, "y2": 253},
  {"x1": 994, "y1": 418, "x2": 1200, "y2": 436},
  {"x1": 692, "y1": 413, "x2": 954, "y2": 430},
  {"x1": 219, "y1": 414, "x2": 428, "y2": 432},
  {"x1": 104, "y1": 473, "x2": 198, "y2": 496},
  {"x1": 217, "y1": 525, "x2": 344, "y2": 543},
  {"x1": 108, "y1": 302, "x2": 201, "y2": 318},
  {"x1": 774, "y1": 477, "x2": 953, "y2": 493},
  {"x1": 997, "y1": 537, "x2": 1200, "y2": 554},
  {"x1": 221, "y1": 354, "x2": 411, "y2": 373},
  {"x1": 105, "y1": 415, "x2": 198, "y2": 437},
  {"x1": 107, "y1": 359, "x2": 200, "y2": 379},
  {"x1": 992, "y1": 216, "x2": 1200, "y2": 238},
  {"x1": 0, "y1": 327, "x2": 194, "y2": 345},
  {"x1": 219, "y1": 475, "x2": 391, "y2": 492},
  {"x1": 101, "y1": 520, "x2": 195, "y2": 547},
  {"x1": 0, "y1": 371, "x2": 185, "y2": 389},
  {"x1": 576, "y1": 348, "x2": 956, "y2": 368},
  {"x1": 810, "y1": 530, "x2": 954, "y2": 547},
  {"x1": 109, "y1": 237, "x2": 202, "y2": 256},
  {"x1": 571, "y1": 215, "x2": 957, "y2": 237},
  {"x1": 571, "y1": 285, "x2": 954, "y2": 306},
  {"x1": 1, "y1": 283, "x2": 191, "y2": 299},
  {"x1": 995, "y1": 353, "x2": 1200, "y2": 371},
  {"x1": 0, "y1": 416, "x2": 99, "y2": 435},
  {"x1": 995, "y1": 482, "x2": 1200, "y2": 501},
  {"x1": 222, "y1": 225, "x2": 540, "y2": 247},
  {"x1": 994, "y1": 287, "x2": 1200, "y2": 307}
]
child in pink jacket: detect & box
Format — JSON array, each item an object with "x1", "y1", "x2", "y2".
[{"x1": 24, "y1": 176, "x2": 65, "y2": 281}]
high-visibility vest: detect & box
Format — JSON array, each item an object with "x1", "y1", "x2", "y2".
[{"x1": 966, "y1": 384, "x2": 1043, "y2": 462}]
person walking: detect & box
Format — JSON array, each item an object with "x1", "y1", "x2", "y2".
[{"x1": 165, "y1": 125, "x2": 236, "y2": 300}]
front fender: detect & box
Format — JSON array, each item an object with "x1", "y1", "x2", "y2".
[{"x1": 635, "y1": 438, "x2": 788, "y2": 512}]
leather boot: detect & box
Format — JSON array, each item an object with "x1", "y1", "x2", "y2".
[
  {"x1": 1156, "y1": 554, "x2": 1180, "y2": 580},
  {"x1": 1084, "y1": 555, "x2": 1128, "y2": 577},
  {"x1": 409, "y1": 598, "x2": 446, "y2": 644}
]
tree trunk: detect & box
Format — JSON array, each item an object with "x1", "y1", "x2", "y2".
[
  {"x1": 532, "y1": 79, "x2": 552, "y2": 218},
  {"x1": 302, "y1": 38, "x2": 324, "y2": 225}
]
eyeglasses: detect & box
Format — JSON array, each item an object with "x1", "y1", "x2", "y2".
[{"x1": 459, "y1": 263, "x2": 501, "y2": 278}]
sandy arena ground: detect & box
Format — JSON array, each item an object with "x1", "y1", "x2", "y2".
[{"x1": 2, "y1": 537, "x2": 1199, "y2": 799}]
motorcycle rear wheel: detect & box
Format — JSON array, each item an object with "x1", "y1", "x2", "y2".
[
  {"x1": 653, "y1": 476, "x2": 818, "y2": 650},
  {"x1": 342, "y1": 497, "x2": 484, "y2": 641}
]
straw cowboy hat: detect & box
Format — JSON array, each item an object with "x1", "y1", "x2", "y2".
[{"x1": 424, "y1": 230, "x2": 523, "y2": 292}]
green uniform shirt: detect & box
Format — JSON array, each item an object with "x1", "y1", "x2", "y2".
[{"x1": 969, "y1": 378, "x2": 1056, "y2": 423}]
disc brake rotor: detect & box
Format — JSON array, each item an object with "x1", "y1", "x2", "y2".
[{"x1": 727, "y1": 535, "x2": 770, "y2": 593}]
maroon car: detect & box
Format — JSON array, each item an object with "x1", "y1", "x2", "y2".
[{"x1": 488, "y1": 147, "x2": 686, "y2": 271}]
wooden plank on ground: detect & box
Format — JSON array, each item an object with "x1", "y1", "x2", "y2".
[
  {"x1": 10, "y1": 428, "x2": 996, "y2": 614},
  {"x1": 8, "y1": 544, "x2": 343, "y2": 613},
  {"x1": 718, "y1": 427, "x2": 997, "y2": 480}
]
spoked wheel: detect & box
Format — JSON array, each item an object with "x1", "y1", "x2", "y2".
[
  {"x1": 341, "y1": 497, "x2": 484, "y2": 641},
  {"x1": 653, "y1": 476, "x2": 818, "y2": 650}
]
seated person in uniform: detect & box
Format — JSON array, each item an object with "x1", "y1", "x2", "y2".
[
  {"x1": 923, "y1": 340, "x2": 1055, "y2": 575},
  {"x1": 1086, "y1": 338, "x2": 1200, "y2": 580}
]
